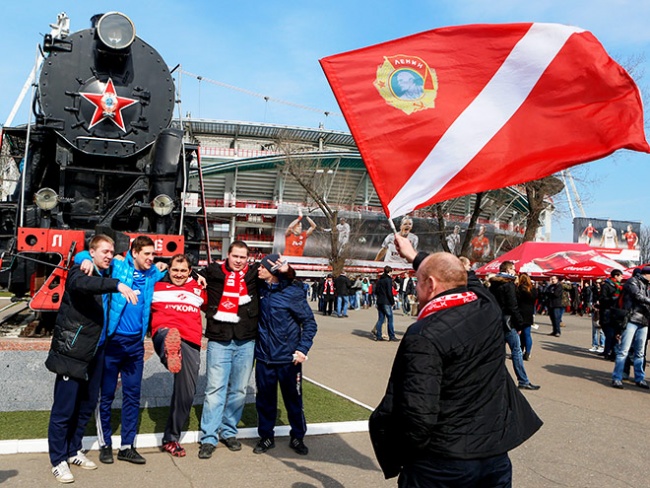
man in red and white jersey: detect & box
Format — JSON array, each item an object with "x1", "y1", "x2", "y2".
[{"x1": 151, "y1": 254, "x2": 207, "y2": 458}]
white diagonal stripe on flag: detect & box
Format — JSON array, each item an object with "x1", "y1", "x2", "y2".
[{"x1": 387, "y1": 23, "x2": 583, "y2": 217}]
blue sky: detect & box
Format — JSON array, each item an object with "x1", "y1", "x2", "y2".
[{"x1": 1, "y1": 0, "x2": 649, "y2": 242}]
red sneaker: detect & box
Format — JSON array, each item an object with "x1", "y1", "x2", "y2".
[
  {"x1": 164, "y1": 328, "x2": 182, "y2": 374},
  {"x1": 162, "y1": 441, "x2": 186, "y2": 457}
]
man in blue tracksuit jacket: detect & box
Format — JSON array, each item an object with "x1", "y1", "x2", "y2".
[
  {"x1": 252, "y1": 254, "x2": 318, "y2": 456},
  {"x1": 75, "y1": 235, "x2": 163, "y2": 465}
]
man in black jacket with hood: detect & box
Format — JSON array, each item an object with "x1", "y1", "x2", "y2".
[
  {"x1": 46, "y1": 235, "x2": 137, "y2": 483},
  {"x1": 369, "y1": 236, "x2": 542, "y2": 487}
]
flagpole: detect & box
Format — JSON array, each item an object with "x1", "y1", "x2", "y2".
[{"x1": 387, "y1": 218, "x2": 397, "y2": 234}]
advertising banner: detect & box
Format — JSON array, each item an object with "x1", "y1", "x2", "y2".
[
  {"x1": 573, "y1": 217, "x2": 641, "y2": 262},
  {"x1": 272, "y1": 204, "x2": 497, "y2": 270}
]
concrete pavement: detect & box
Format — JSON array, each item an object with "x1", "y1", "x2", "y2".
[{"x1": 2, "y1": 305, "x2": 650, "y2": 486}]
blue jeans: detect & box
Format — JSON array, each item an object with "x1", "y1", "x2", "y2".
[
  {"x1": 200, "y1": 339, "x2": 255, "y2": 445},
  {"x1": 520, "y1": 326, "x2": 532, "y2": 355},
  {"x1": 336, "y1": 295, "x2": 349, "y2": 316},
  {"x1": 612, "y1": 322, "x2": 648, "y2": 382},
  {"x1": 375, "y1": 304, "x2": 395, "y2": 340},
  {"x1": 592, "y1": 319, "x2": 605, "y2": 348},
  {"x1": 505, "y1": 328, "x2": 530, "y2": 386}
]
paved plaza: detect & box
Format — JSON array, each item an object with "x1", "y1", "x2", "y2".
[{"x1": 1, "y1": 305, "x2": 649, "y2": 487}]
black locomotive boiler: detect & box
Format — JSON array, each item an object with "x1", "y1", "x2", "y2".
[{"x1": 0, "y1": 12, "x2": 202, "y2": 311}]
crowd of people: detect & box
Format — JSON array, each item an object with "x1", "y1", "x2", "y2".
[{"x1": 45, "y1": 236, "x2": 317, "y2": 483}]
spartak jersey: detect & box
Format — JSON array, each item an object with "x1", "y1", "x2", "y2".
[{"x1": 151, "y1": 277, "x2": 206, "y2": 346}]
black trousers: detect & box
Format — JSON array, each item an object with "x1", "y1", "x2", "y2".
[
  {"x1": 255, "y1": 361, "x2": 306, "y2": 440},
  {"x1": 399, "y1": 452, "x2": 512, "y2": 488},
  {"x1": 153, "y1": 329, "x2": 201, "y2": 443}
]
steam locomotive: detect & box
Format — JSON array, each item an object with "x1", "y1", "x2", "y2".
[{"x1": 0, "y1": 12, "x2": 203, "y2": 312}]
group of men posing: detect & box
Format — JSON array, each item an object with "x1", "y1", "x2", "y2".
[{"x1": 45, "y1": 235, "x2": 317, "y2": 483}]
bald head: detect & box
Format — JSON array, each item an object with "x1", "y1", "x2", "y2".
[{"x1": 416, "y1": 253, "x2": 467, "y2": 309}]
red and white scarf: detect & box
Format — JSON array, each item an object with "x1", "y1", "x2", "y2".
[
  {"x1": 417, "y1": 291, "x2": 478, "y2": 321},
  {"x1": 214, "y1": 262, "x2": 251, "y2": 323}
]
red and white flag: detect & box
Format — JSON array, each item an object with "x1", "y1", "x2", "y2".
[{"x1": 320, "y1": 23, "x2": 650, "y2": 218}]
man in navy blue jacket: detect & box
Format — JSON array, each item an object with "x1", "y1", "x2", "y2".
[{"x1": 253, "y1": 254, "x2": 317, "y2": 456}]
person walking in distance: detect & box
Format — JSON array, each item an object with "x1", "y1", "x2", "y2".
[
  {"x1": 489, "y1": 262, "x2": 541, "y2": 390},
  {"x1": 373, "y1": 266, "x2": 398, "y2": 342}
]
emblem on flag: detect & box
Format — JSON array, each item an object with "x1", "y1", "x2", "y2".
[{"x1": 374, "y1": 55, "x2": 438, "y2": 115}]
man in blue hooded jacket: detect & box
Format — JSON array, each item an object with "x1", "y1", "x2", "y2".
[
  {"x1": 76, "y1": 235, "x2": 164, "y2": 465},
  {"x1": 253, "y1": 254, "x2": 317, "y2": 456}
]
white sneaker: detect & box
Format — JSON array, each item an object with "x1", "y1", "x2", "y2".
[
  {"x1": 52, "y1": 461, "x2": 74, "y2": 483},
  {"x1": 588, "y1": 346, "x2": 599, "y2": 352},
  {"x1": 68, "y1": 450, "x2": 98, "y2": 470},
  {"x1": 531, "y1": 323, "x2": 539, "y2": 330},
  {"x1": 597, "y1": 347, "x2": 605, "y2": 353}
]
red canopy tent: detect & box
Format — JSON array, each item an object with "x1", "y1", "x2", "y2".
[{"x1": 475, "y1": 242, "x2": 593, "y2": 277}]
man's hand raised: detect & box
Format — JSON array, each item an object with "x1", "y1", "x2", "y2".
[{"x1": 394, "y1": 233, "x2": 417, "y2": 263}]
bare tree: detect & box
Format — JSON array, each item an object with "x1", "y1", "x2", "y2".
[
  {"x1": 522, "y1": 176, "x2": 564, "y2": 242},
  {"x1": 638, "y1": 226, "x2": 650, "y2": 264},
  {"x1": 459, "y1": 192, "x2": 484, "y2": 258},
  {"x1": 277, "y1": 142, "x2": 359, "y2": 276}
]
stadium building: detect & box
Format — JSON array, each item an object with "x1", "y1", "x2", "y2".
[{"x1": 178, "y1": 118, "x2": 554, "y2": 272}]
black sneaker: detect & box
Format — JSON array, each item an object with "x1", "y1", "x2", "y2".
[
  {"x1": 289, "y1": 437, "x2": 309, "y2": 455},
  {"x1": 117, "y1": 447, "x2": 146, "y2": 465},
  {"x1": 99, "y1": 445, "x2": 114, "y2": 464},
  {"x1": 198, "y1": 443, "x2": 216, "y2": 459},
  {"x1": 220, "y1": 437, "x2": 242, "y2": 452},
  {"x1": 253, "y1": 438, "x2": 275, "y2": 454}
]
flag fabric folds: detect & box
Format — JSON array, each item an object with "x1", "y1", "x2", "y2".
[{"x1": 320, "y1": 23, "x2": 650, "y2": 218}]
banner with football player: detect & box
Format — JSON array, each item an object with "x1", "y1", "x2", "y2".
[{"x1": 573, "y1": 217, "x2": 641, "y2": 262}]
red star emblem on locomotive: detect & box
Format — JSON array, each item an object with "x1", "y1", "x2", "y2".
[{"x1": 79, "y1": 78, "x2": 138, "y2": 132}]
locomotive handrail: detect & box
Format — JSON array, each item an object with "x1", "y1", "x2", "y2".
[{"x1": 1, "y1": 252, "x2": 67, "y2": 270}]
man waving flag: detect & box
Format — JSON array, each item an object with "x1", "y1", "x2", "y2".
[{"x1": 320, "y1": 23, "x2": 650, "y2": 218}]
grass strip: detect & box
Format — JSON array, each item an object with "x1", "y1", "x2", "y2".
[{"x1": 0, "y1": 381, "x2": 370, "y2": 440}]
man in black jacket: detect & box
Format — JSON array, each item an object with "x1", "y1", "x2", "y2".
[
  {"x1": 611, "y1": 267, "x2": 650, "y2": 389},
  {"x1": 489, "y1": 261, "x2": 540, "y2": 391},
  {"x1": 369, "y1": 235, "x2": 542, "y2": 487},
  {"x1": 546, "y1": 276, "x2": 565, "y2": 337},
  {"x1": 373, "y1": 266, "x2": 398, "y2": 342},
  {"x1": 198, "y1": 241, "x2": 294, "y2": 459},
  {"x1": 46, "y1": 235, "x2": 136, "y2": 483},
  {"x1": 334, "y1": 271, "x2": 352, "y2": 318},
  {"x1": 599, "y1": 269, "x2": 624, "y2": 360}
]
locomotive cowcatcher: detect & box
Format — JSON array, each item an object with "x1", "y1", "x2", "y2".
[{"x1": 0, "y1": 12, "x2": 204, "y2": 314}]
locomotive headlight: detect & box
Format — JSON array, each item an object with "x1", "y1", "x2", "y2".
[
  {"x1": 97, "y1": 12, "x2": 135, "y2": 50},
  {"x1": 151, "y1": 194, "x2": 174, "y2": 216},
  {"x1": 34, "y1": 188, "x2": 59, "y2": 211}
]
